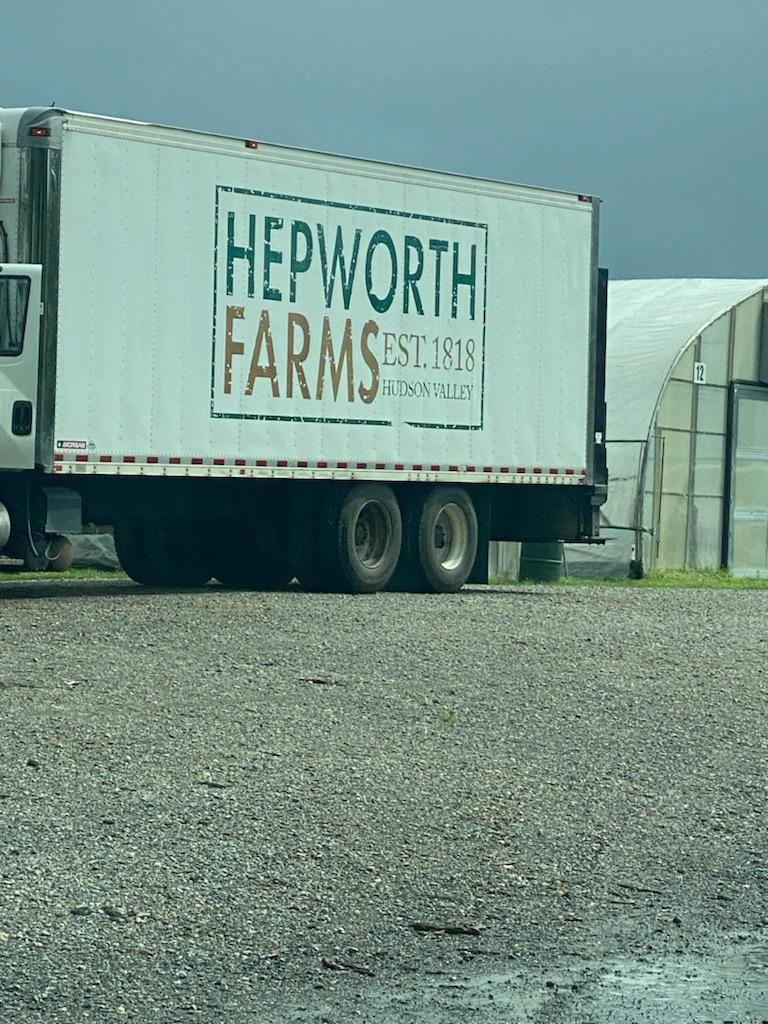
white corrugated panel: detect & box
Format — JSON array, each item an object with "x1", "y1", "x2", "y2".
[{"x1": 51, "y1": 116, "x2": 595, "y2": 480}]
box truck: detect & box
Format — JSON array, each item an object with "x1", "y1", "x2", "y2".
[{"x1": 0, "y1": 107, "x2": 606, "y2": 592}]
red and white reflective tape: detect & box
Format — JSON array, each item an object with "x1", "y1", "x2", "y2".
[{"x1": 52, "y1": 452, "x2": 588, "y2": 480}]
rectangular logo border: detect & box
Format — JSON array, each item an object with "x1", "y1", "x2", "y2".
[{"x1": 210, "y1": 185, "x2": 488, "y2": 431}]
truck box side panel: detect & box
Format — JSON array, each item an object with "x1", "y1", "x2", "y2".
[{"x1": 51, "y1": 121, "x2": 594, "y2": 480}]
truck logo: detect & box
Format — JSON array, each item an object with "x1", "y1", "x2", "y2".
[{"x1": 211, "y1": 186, "x2": 487, "y2": 430}]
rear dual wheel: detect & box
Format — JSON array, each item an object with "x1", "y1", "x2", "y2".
[
  {"x1": 290, "y1": 483, "x2": 402, "y2": 593},
  {"x1": 290, "y1": 483, "x2": 477, "y2": 594},
  {"x1": 400, "y1": 487, "x2": 478, "y2": 594},
  {"x1": 335, "y1": 484, "x2": 402, "y2": 593}
]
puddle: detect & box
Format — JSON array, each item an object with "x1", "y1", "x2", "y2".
[
  {"x1": 591, "y1": 944, "x2": 768, "y2": 1020},
  {"x1": 413, "y1": 942, "x2": 768, "y2": 1023},
  {"x1": 271, "y1": 940, "x2": 768, "y2": 1023}
]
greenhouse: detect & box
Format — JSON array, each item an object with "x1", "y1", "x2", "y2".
[{"x1": 565, "y1": 278, "x2": 768, "y2": 578}]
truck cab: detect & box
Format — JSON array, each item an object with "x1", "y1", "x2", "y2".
[
  {"x1": 0, "y1": 109, "x2": 75, "y2": 566},
  {"x1": 0, "y1": 264, "x2": 41, "y2": 470},
  {"x1": 0, "y1": 263, "x2": 62, "y2": 566}
]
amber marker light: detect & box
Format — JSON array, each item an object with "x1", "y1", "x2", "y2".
[
  {"x1": 244, "y1": 140, "x2": 259, "y2": 149},
  {"x1": 29, "y1": 126, "x2": 50, "y2": 137}
]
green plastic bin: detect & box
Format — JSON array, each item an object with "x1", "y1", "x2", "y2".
[{"x1": 519, "y1": 542, "x2": 564, "y2": 582}]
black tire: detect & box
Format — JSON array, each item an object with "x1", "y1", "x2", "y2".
[
  {"x1": 115, "y1": 520, "x2": 212, "y2": 587},
  {"x1": 402, "y1": 487, "x2": 478, "y2": 593},
  {"x1": 331, "y1": 483, "x2": 402, "y2": 593},
  {"x1": 289, "y1": 484, "x2": 402, "y2": 593},
  {"x1": 114, "y1": 522, "x2": 156, "y2": 585},
  {"x1": 213, "y1": 523, "x2": 293, "y2": 589}
]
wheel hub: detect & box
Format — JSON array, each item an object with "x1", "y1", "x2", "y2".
[
  {"x1": 354, "y1": 501, "x2": 390, "y2": 568},
  {"x1": 432, "y1": 504, "x2": 469, "y2": 571}
]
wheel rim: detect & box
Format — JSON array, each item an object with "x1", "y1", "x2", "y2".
[
  {"x1": 432, "y1": 503, "x2": 469, "y2": 571},
  {"x1": 353, "y1": 500, "x2": 391, "y2": 569}
]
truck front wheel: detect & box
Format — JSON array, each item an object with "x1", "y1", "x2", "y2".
[{"x1": 402, "y1": 487, "x2": 478, "y2": 593}]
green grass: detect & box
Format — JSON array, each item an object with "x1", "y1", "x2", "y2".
[
  {"x1": 0, "y1": 567, "x2": 127, "y2": 582},
  {"x1": 493, "y1": 568, "x2": 768, "y2": 590}
]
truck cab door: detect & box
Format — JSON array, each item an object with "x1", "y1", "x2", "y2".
[{"x1": 0, "y1": 264, "x2": 42, "y2": 470}]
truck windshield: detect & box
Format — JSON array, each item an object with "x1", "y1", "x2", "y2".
[{"x1": 0, "y1": 276, "x2": 30, "y2": 357}]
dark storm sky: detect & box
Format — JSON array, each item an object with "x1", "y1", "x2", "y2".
[{"x1": 2, "y1": 0, "x2": 766, "y2": 279}]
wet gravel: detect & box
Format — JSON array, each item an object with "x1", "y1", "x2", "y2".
[{"x1": 0, "y1": 579, "x2": 766, "y2": 1023}]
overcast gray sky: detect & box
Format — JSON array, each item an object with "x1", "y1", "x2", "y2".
[{"x1": 2, "y1": 0, "x2": 766, "y2": 280}]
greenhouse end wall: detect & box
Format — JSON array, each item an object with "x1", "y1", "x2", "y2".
[
  {"x1": 648, "y1": 290, "x2": 766, "y2": 574},
  {"x1": 561, "y1": 280, "x2": 768, "y2": 580}
]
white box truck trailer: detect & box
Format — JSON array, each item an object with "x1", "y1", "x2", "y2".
[{"x1": 0, "y1": 107, "x2": 607, "y2": 592}]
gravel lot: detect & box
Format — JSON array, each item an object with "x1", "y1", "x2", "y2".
[{"x1": 1, "y1": 579, "x2": 767, "y2": 1023}]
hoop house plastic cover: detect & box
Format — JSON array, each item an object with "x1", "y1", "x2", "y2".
[{"x1": 565, "y1": 278, "x2": 768, "y2": 578}]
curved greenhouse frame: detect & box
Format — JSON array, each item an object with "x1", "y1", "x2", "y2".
[{"x1": 566, "y1": 278, "x2": 768, "y2": 578}]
